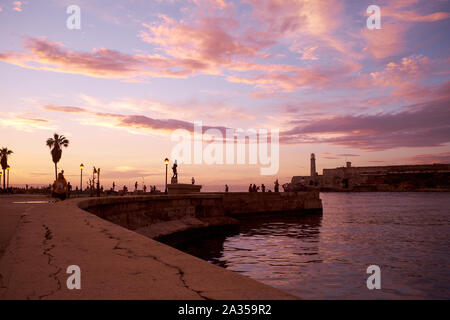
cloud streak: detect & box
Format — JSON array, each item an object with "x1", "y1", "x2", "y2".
[
  {"x1": 281, "y1": 98, "x2": 450, "y2": 150},
  {"x1": 42, "y1": 104, "x2": 229, "y2": 135}
]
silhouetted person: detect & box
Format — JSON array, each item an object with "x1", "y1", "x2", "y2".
[
  {"x1": 274, "y1": 179, "x2": 279, "y2": 192},
  {"x1": 135, "y1": 181, "x2": 138, "y2": 191},
  {"x1": 67, "y1": 182, "x2": 72, "y2": 198},
  {"x1": 143, "y1": 185, "x2": 147, "y2": 193},
  {"x1": 112, "y1": 182, "x2": 116, "y2": 191},
  {"x1": 192, "y1": 177, "x2": 195, "y2": 185},
  {"x1": 261, "y1": 184, "x2": 266, "y2": 192},
  {"x1": 249, "y1": 184, "x2": 252, "y2": 192},
  {"x1": 225, "y1": 184, "x2": 229, "y2": 192}
]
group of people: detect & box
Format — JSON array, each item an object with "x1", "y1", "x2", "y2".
[
  {"x1": 51, "y1": 171, "x2": 285, "y2": 200},
  {"x1": 52, "y1": 170, "x2": 72, "y2": 200},
  {"x1": 130, "y1": 182, "x2": 158, "y2": 193},
  {"x1": 248, "y1": 179, "x2": 280, "y2": 193}
]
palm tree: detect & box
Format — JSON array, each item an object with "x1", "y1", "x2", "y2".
[
  {"x1": 0, "y1": 147, "x2": 13, "y2": 189},
  {"x1": 46, "y1": 133, "x2": 69, "y2": 180}
]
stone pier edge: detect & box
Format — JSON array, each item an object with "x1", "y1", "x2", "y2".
[{"x1": 0, "y1": 193, "x2": 320, "y2": 300}]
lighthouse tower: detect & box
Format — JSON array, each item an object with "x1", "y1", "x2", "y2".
[{"x1": 310, "y1": 153, "x2": 317, "y2": 177}]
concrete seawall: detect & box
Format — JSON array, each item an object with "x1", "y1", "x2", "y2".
[
  {"x1": 80, "y1": 192, "x2": 322, "y2": 240},
  {"x1": 79, "y1": 194, "x2": 239, "y2": 240},
  {"x1": 220, "y1": 191, "x2": 322, "y2": 217},
  {"x1": 0, "y1": 192, "x2": 321, "y2": 300}
]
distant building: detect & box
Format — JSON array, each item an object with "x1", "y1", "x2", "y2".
[{"x1": 292, "y1": 154, "x2": 450, "y2": 191}]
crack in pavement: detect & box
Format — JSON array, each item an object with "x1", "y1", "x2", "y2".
[
  {"x1": 118, "y1": 245, "x2": 212, "y2": 300},
  {"x1": 0, "y1": 273, "x2": 6, "y2": 289},
  {"x1": 98, "y1": 227, "x2": 211, "y2": 300},
  {"x1": 38, "y1": 224, "x2": 62, "y2": 300}
]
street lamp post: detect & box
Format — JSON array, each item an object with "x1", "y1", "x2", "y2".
[
  {"x1": 0, "y1": 172, "x2": 2, "y2": 190},
  {"x1": 80, "y1": 163, "x2": 84, "y2": 195},
  {"x1": 96, "y1": 168, "x2": 101, "y2": 197},
  {"x1": 164, "y1": 158, "x2": 169, "y2": 194},
  {"x1": 91, "y1": 167, "x2": 97, "y2": 197},
  {"x1": 6, "y1": 165, "x2": 10, "y2": 189}
]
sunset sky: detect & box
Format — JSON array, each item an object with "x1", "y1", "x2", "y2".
[{"x1": 0, "y1": 0, "x2": 449, "y2": 191}]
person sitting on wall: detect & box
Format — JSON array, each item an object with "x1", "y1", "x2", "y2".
[
  {"x1": 225, "y1": 184, "x2": 229, "y2": 192},
  {"x1": 52, "y1": 171, "x2": 68, "y2": 200}
]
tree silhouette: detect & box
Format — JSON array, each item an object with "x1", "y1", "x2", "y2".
[
  {"x1": 0, "y1": 147, "x2": 13, "y2": 189},
  {"x1": 46, "y1": 133, "x2": 69, "y2": 180}
]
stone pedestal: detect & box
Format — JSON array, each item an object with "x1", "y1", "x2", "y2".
[{"x1": 167, "y1": 184, "x2": 202, "y2": 194}]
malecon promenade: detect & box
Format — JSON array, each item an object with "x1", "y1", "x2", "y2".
[{"x1": 0, "y1": 191, "x2": 322, "y2": 300}]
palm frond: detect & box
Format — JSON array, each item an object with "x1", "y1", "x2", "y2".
[{"x1": 46, "y1": 138, "x2": 55, "y2": 148}]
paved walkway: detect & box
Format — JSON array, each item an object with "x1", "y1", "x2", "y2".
[
  {"x1": 0, "y1": 195, "x2": 297, "y2": 300},
  {"x1": 0, "y1": 195, "x2": 51, "y2": 259}
]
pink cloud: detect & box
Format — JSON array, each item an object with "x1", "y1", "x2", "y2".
[
  {"x1": 0, "y1": 113, "x2": 54, "y2": 132},
  {"x1": 41, "y1": 105, "x2": 229, "y2": 135},
  {"x1": 192, "y1": 0, "x2": 228, "y2": 10},
  {"x1": 42, "y1": 105, "x2": 87, "y2": 113},
  {"x1": 362, "y1": 0, "x2": 449, "y2": 59},
  {"x1": 243, "y1": 0, "x2": 363, "y2": 61},
  {"x1": 370, "y1": 56, "x2": 450, "y2": 102},
  {"x1": 361, "y1": 22, "x2": 408, "y2": 59},
  {"x1": 383, "y1": 0, "x2": 450, "y2": 22},
  {"x1": 13, "y1": 1, "x2": 22, "y2": 12},
  {"x1": 140, "y1": 14, "x2": 266, "y2": 69},
  {"x1": 0, "y1": 37, "x2": 210, "y2": 80},
  {"x1": 371, "y1": 55, "x2": 431, "y2": 87},
  {"x1": 1, "y1": 0, "x2": 447, "y2": 97},
  {"x1": 281, "y1": 98, "x2": 450, "y2": 150},
  {"x1": 0, "y1": 34, "x2": 360, "y2": 94},
  {"x1": 407, "y1": 152, "x2": 450, "y2": 164}
]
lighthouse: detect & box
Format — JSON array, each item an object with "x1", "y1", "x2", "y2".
[{"x1": 311, "y1": 153, "x2": 317, "y2": 177}]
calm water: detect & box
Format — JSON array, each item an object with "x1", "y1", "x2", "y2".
[{"x1": 175, "y1": 193, "x2": 450, "y2": 299}]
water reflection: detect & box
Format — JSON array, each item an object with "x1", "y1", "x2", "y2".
[
  {"x1": 175, "y1": 214, "x2": 323, "y2": 285},
  {"x1": 175, "y1": 193, "x2": 450, "y2": 299}
]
